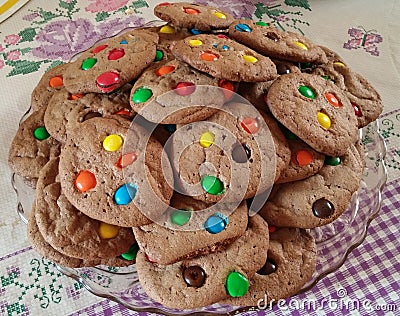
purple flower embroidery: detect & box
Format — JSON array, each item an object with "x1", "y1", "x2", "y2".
[
  {"x1": 32, "y1": 18, "x2": 98, "y2": 60},
  {"x1": 343, "y1": 26, "x2": 383, "y2": 57},
  {"x1": 194, "y1": 0, "x2": 264, "y2": 19},
  {"x1": 96, "y1": 16, "x2": 146, "y2": 39}
]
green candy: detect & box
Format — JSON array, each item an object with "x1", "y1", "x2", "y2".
[
  {"x1": 226, "y1": 271, "x2": 249, "y2": 297},
  {"x1": 255, "y1": 21, "x2": 269, "y2": 26},
  {"x1": 170, "y1": 209, "x2": 192, "y2": 226},
  {"x1": 121, "y1": 243, "x2": 139, "y2": 261},
  {"x1": 33, "y1": 126, "x2": 50, "y2": 141},
  {"x1": 201, "y1": 175, "x2": 225, "y2": 195},
  {"x1": 298, "y1": 85, "x2": 316, "y2": 99},
  {"x1": 154, "y1": 50, "x2": 164, "y2": 62},
  {"x1": 132, "y1": 87, "x2": 153, "y2": 103},
  {"x1": 81, "y1": 57, "x2": 97, "y2": 70},
  {"x1": 325, "y1": 156, "x2": 341, "y2": 166}
]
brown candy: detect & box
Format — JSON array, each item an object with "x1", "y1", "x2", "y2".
[{"x1": 183, "y1": 265, "x2": 206, "y2": 287}]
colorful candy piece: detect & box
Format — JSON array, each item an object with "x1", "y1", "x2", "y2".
[
  {"x1": 49, "y1": 76, "x2": 63, "y2": 87},
  {"x1": 200, "y1": 51, "x2": 219, "y2": 61},
  {"x1": 257, "y1": 259, "x2": 277, "y2": 275},
  {"x1": 240, "y1": 117, "x2": 260, "y2": 134},
  {"x1": 115, "y1": 152, "x2": 137, "y2": 169},
  {"x1": 325, "y1": 92, "x2": 342, "y2": 107},
  {"x1": 154, "y1": 50, "x2": 164, "y2": 62},
  {"x1": 92, "y1": 44, "x2": 108, "y2": 54},
  {"x1": 242, "y1": 55, "x2": 258, "y2": 63},
  {"x1": 201, "y1": 175, "x2": 225, "y2": 195},
  {"x1": 183, "y1": 7, "x2": 200, "y2": 14},
  {"x1": 317, "y1": 111, "x2": 331, "y2": 129},
  {"x1": 199, "y1": 131, "x2": 215, "y2": 148},
  {"x1": 312, "y1": 198, "x2": 334, "y2": 218},
  {"x1": 113, "y1": 183, "x2": 138, "y2": 205},
  {"x1": 159, "y1": 25, "x2": 175, "y2": 34},
  {"x1": 293, "y1": 41, "x2": 308, "y2": 50},
  {"x1": 98, "y1": 222, "x2": 120, "y2": 239},
  {"x1": 96, "y1": 71, "x2": 120, "y2": 93},
  {"x1": 295, "y1": 150, "x2": 314, "y2": 166},
  {"x1": 298, "y1": 85, "x2": 315, "y2": 99},
  {"x1": 174, "y1": 82, "x2": 196, "y2": 96},
  {"x1": 170, "y1": 209, "x2": 192, "y2": 226},
  {"x1": 155, "y1": 65, "x2": 176, "y2": 76},
  {"x1": 75, "y1": 170, "x2": 97, "y2": 192},
  {"x1": 103, "y1": 134, "x2": 123, "y2": 152},
  {"x1": 212, "y1": 11, "x2": 226, "y2": 19},
  {"x1": 204, "y1": 213, "x2": 228, "y2": 234},
  {"x1": 108, "y1": 48, "x2": 125, "y2": 60},
  {"x1": 226, "y1": 271, "x2": 249, "y2": 297},
  {"x1": 188, "y1": 39, "x2": 203, "y2": 47},
  {"x1": 235, "y1": 23, "x2": 252, "y2": 32},
  {"x1": 33, "y1": 126, "x2": 50, "y2": 140},
  {"x1": 183, "y1": 266, "x2": 206, "y2": 287},
  {"x1": 325, "y1": 156, "x2": 341, "y2": 166},
  {"x1": 132, "y1": 87, "x2": 153, "y2": 103},
  {"x1": 121, "y1": 243, "x2": 139, "y2": 261},
  {"x1": 81, "y1": 58, "x2": 97, "y2": 70},
  {"x1": 231, "y1": 143, "x2": 251, "y2": 163}
]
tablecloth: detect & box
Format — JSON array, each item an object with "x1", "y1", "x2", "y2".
[{"x1": 0, "y1": 0, "x2": 399, "y2": 315}]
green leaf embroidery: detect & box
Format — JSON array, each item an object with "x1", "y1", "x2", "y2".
[
  {"x1": 268, "y1": 8, "x2": 286, "y2": 16},
  {"x1": 285, "y1": 0, "x2": 311, "y2": 11},
  {"x1": 58, "y1": 0, "x2": 78, "y2": 11},
  {"x1": 95, "y1": 11, "x2": 110, "y2": 22},
  {"x1": 7, "y1": 60, "x2": 44, "y2": 76},
  {"x1": 18, "y1": 27, "x2": 37, "y2": 43}
]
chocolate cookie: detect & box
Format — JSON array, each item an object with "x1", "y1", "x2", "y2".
[
  {"x1": 28, "y1": 203, "x2": 133, "y2": 268},
  {"x1": 259, "y1": 142, "x2": 365, "y2": 228},
  {"x1": 169, "y1": 102, "x2": 277, "y2": 203},
  {"x1": 229, "y1": 20, "x2": 328, "y2": 64},
  {"x1": 31, "y1": 63, "x2": 70, "y2": 112},
  {"x1": 63, "y1": 29, "x2": 158, "y2": 94},
  {"x1": 35, "y1": 158, "x2": 136, "y2": 260},
  {"x1": 171, "y1": 34, "x2": 278, "y2": 82},
  {"x1": 44, "y1": 85, "x2": 132, "y2": 143},
  {"x1": 135, "y1": 214, "x2": 269, "y2": 309},
  {"x1": 313, "y1": 62, "x2": 383, "y2": 127},
  {"x1": 266, "y1": 72, "x2": 359, "y2": 157},
  {"x1": 8, "y1": 109, "x2": 61, "y2": 187},
  {"x1": 276, "y1": 135, "x2": 325, "y2": 184},
  {"x1": 130, "y1": 59, "x2": 230, "y2": 124},
  {"x1": 222, "y1": 228, "x2": 316, "y2": 306},
  {"x1": 154, "y1": 2, "x2": 234, "y2": 31},
  {"x1": 133, "y1": 193, "x2": 248, "y2": 265},
  {"x1": 59, "y1": 116, "x2": 174, "y2": 227}
]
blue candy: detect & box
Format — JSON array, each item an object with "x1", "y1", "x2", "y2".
[
  {"x1": 204, "y1": 213, "x2": 228, "y2": 234},
  {"x1": 120, "y1": 39, "x2": 128, "y2": 44},
  {"x1": 234, "y1": 23, "x2": 252, "y2": 32},
  {"x1": 190, "y1": 28, "x2": 202, "y2": 35},
  {"x1": 114, "y1": 183, "x2": 138, "y2": 205}
]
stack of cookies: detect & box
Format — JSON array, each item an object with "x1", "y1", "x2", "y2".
[{"x1": 8, "y1": 2, "x2": 383, "y2": 310}]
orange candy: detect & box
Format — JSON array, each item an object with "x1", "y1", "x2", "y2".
[
  {"x1": 75, "y1": 170, "x2": 97, "y2": 192},
  {"x1": 200, "y1": 52, "x2": 219, "y2": 61},
  {"x1": 68, "y1": 93, "x2": 85, "y2": 100},
  {"x1": 324, "y1": 92, "x2": 342, "y2": 108},
  {"x1": 240, "y1": 117, "x2": 260, "y2": 134},
  {"x1": 183, "y1": 7, "x2": 200, "y2": 14},
  {"x1": 114, "y1": 109, "x2": 131, "y2": 116},
  {"x1": 155, "y1": 65, "x2": 176, "y2": 76},
  {"x1": 115, "y1": 152, "x2": 137, "y2": 169},
  {"x1": 295, "y1": 150, "x2": 314, "y2": 166},
  {"x1": 49, "y1": 76, "x2": 63, "y2": 87}
]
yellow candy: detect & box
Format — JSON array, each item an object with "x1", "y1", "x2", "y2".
[
  {"x1": 188, "y1": 39, "x2": 203, "y2": 47},
  {"x1": 103, "y1": 134, "x2": 123, "y2": 152},
  {"x1": 293, "y1": 41, "x2": 308, "y2": 50},
  {"x1": 213, "y1": 11, "x2": 227, "y2": 19},
  {"x1": 98, "y1": 222, "x2": 120, "y2": 239},
  {"x1": 317, "y1": 112, "x2": 331, "y2": 129},
  {"x1": 159, "y1": 25, "x2": 175, "y2": 34},
  {"x1": 333, "y1": 61, "x2": 346, "y2": 67},
  {"x1": 199, "y1": 131, "x2": 215, "y2": 148},
  {"x1": 242, "y1": 55, "x2": 258, "y2": 63}
]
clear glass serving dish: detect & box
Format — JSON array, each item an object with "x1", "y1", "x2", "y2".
[{"x1": 13, "y1": 116, "x2": 387, "y2": 315}]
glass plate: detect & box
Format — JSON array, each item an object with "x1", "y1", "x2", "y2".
[{"x1": 13, "y1": 118, "x2": 387, "y2": 315}]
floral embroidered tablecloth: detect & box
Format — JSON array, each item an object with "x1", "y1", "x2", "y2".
[{"x1": 0, "y1": 0, "x2": 399, "y2": 315}]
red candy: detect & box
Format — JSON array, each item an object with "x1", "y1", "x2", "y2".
[
  {"x1": 108, "y1": 48, "x2": 125, "y2": 60},
  {"x1": 92, "y1": 44, "x2": 108, "y2": 54},
  {"x1": 174, "y1": 82, "x2": 196, "y2": 96},
  {"x1": 115, "y1": 152, "x2": 137, "y2": 169},
  {"x1": 114, "y1": 109, "x2": 131, "y2": 116},
  {"x1": 75, "y1": 170, "x2": 96, "y2": 192},
  {"x1": 217, "y1": 34, "x2": 229, "y2": 39},
  {"x1": 96, "y1": 71, "x2": 120, "y2": 92},
  {"x1": 183, "y1": 7, "x2": 200, "y2": 14},
  {"x1": 218, "y1": 79, "x2": 235, "y2": 100},
  {"x1": 352, "y1": 103, "x2": 362, "y2": 117},
  {"x1": 240, "y1": 117, "x2": 260, "y2": 134},
  {"x1": 158, "y1": 2, "x2": 171, "y2": 6}
]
